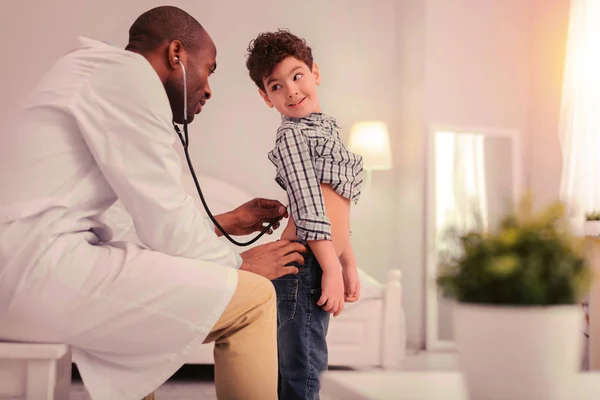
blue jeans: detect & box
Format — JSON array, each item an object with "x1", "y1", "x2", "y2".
[{"x1": 272, "y1": 248, "x2": 331, "y2": 400}]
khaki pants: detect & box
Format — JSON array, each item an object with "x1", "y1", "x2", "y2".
[{"x1": 144, "y1": 269, "x2": 278, "y2": 400}]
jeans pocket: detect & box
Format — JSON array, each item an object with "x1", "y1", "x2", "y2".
[
  {"x1": 311, "y1": 287, "x2": 323, "y2": 304},
  {"x1": 272, "y1": 278, "x2": 299, "y2": 327}
]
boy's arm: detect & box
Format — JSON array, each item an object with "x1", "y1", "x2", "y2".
[
  {"x1": 337, "y1": 202, "x2": 359, "y2": 302},
  {"x1": 338, "y1": 207, "x2": 355, "y2": 268},
  {"x1": 339, "y1": 240, "x2": 360, "y2": 302},
  {"x1": 339, "y1": 240, "x2": 357, "y2": 269},
  {"x1": 275, "y1": 128, "x2": 344, "y2": 314}
]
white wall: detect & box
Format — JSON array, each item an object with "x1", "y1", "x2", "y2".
[
  {"x1": 528, "y1": 0, "x2": 570, "y2": 210},
  {"x1": 424, "y1": 0, "x2": 531, "y2": 177},
  {"x1": 393, "y1": 0, "x2": 428, "y2": 349}
]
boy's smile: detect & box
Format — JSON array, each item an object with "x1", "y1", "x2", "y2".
[
  {"x1": 259, "y1": 56, "x2": 321, "y2": 118},
  {"x1": 288, "y1": 97, "x2": 306, "y2": 107}
]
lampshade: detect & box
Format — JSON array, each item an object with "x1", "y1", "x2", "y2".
[{"x1": 348, "y1": 121, "x2": 392, "y2": 170}]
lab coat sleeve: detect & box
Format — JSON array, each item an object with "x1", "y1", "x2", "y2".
[{"x1": 71, "y1": 53, "x2": 241, "y2": 268}]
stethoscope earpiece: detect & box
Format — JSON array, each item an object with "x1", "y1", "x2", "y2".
[{"x1": 171, "y1": 56, "x2": 279, "y2": 247}]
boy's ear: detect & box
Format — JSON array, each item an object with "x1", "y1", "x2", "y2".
[
  {"x1": 312, "y1": 62, "x2": 321, "y2": 85},
  {"x1": 259, "y1": 88, "x2": 274, "y2": 108}
]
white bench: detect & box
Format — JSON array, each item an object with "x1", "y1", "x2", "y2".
[{"x1": 0, "y1": 342, "x2": 71, "y2": 400}]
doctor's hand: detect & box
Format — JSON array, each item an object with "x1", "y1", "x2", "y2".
[
  {"x1": 217, "y1": 198, "x2": 288, "y2": 237},
  {"x1": 240, "y1": 240, "x2": 306, "y2": 280}
]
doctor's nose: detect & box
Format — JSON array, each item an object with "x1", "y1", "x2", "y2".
[{"x1": 204, "y1": 84, "x2": 212, "y2": 100}]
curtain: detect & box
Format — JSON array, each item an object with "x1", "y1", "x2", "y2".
[
  {"x1": 559, "y1": 0, "x2": 600, "y2": 217},
  {"x1": 436, "y1": 131, "x2": 488, "y2": 241}
]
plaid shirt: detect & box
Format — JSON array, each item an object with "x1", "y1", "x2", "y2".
[{"x1": 268, "y1": 113, "x2": 363, "y2": 241}]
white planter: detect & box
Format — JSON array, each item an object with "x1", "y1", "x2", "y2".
[
  {"x1": 454, "y1": 303, "x2": 583, "y2": 400},
  {"x1": 584, "y1": 220, "x2": 600, "y2": 236}
]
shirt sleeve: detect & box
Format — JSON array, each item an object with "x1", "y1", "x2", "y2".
[
  {"x1": 71, "y1": 53, "x2": 241, "y2": 268},
  {"x1": 275, "y1": 127, "x2": 331, "y2": 241}
]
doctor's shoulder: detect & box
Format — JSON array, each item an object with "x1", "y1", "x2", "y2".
[{"x1": 70, "y1": 43, "x2": 172, "y2": 122}]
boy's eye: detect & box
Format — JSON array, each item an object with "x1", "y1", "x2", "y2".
[
  {"x1": 271, "y1": 84, "x2": 281, "y2": 91},
  {"x1": 294, "y1": 73, "x2": 303, "y2": 80}
]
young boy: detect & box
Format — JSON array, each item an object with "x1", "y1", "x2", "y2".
[{"x1": 246, "y1": 29, "x2": 364, "y2": 399}]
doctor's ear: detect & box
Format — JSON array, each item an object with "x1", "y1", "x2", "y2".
[{"x1": 167, "y1": 40, "x2": 184, "y2": 68}]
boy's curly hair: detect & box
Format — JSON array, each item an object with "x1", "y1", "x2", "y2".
[{"x1": 246, "y1": 29, "x2": 313, "y2": 91}]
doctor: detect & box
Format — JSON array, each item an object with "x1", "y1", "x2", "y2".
[{"x1": 0, "y1": 5, "x2": 305, "y2": 400}]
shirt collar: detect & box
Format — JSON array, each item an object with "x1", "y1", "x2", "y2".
[
  {"x1": 77, "y1": 36, "x2": 115, "y2": 48},
  {"x1": 281, "y1": 112, "x2": 337, "y2": 126}
]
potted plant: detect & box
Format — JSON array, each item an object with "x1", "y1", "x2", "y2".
[
  {"x1": 437, "y1": 196, "x2": 591, "y2": 400},
  {"x1": 584, "y1": 211, "x2": 600, "y2": 236}
]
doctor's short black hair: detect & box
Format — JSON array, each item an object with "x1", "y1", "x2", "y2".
[
  {"x1": 246, "y1": 29, "x2": 314, "y2": 92},
  {"x1": 127, "y1": 6, "x2": 206, "y2": 54}
]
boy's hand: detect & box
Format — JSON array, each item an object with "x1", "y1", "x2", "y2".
[
  {"x1": 342, "y1": 264, "x2": 360, "y2": 303},
  {"x1": 317, "y1": 268, "x2": 345, "y2": 317}
]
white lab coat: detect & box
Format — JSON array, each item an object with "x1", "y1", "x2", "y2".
[{"x1": 0, "y1": 37, "x2": 241, "y2": 400}]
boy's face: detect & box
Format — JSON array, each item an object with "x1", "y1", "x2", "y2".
[{"x1": 259, "y1": 56, "x2": 321, "y2": 118}]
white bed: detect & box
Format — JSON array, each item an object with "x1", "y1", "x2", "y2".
[{"x1": 103, "y1": 173, "x2": 406, "y2": 369}]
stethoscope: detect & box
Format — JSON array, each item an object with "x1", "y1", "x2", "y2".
[{"x1": 172, "y1": 58, "x2": 281, "y2": 246}]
